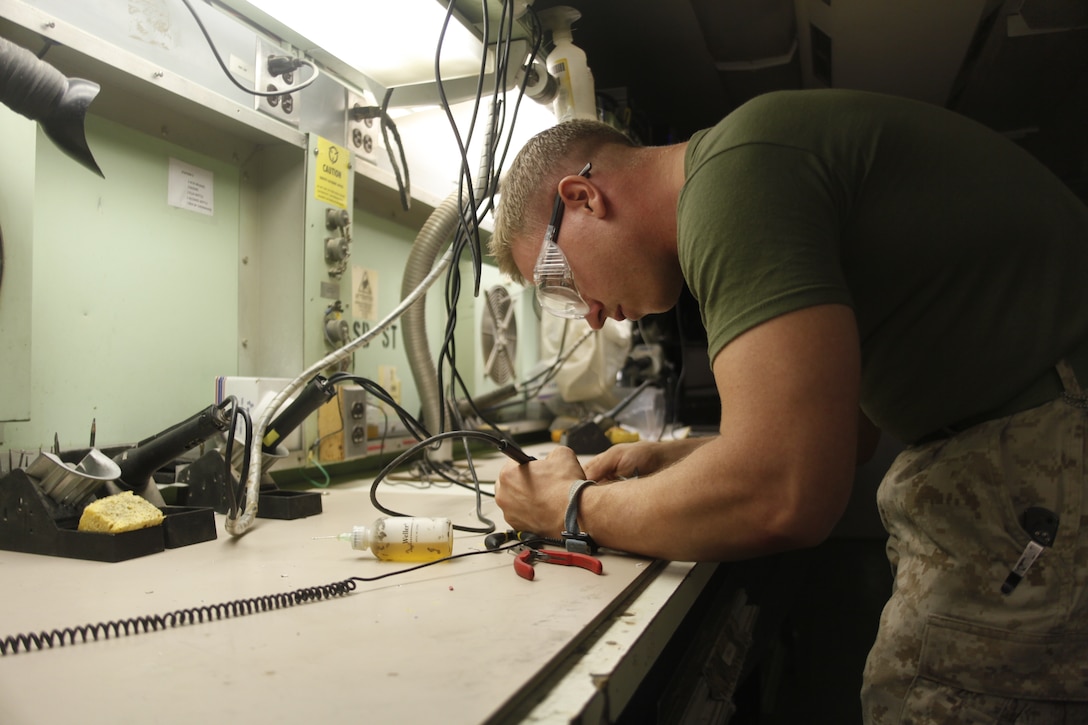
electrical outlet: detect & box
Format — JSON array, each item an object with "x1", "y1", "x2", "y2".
[
  {"x1": 254, "y1": 39, "x2": 300, "y2": 126},
  {"x1": 339, "y1": 385, "x2": 369, "y2": 460},
  {"x1": 346, "y1": 90, "x2": 380, "y2": 166}
]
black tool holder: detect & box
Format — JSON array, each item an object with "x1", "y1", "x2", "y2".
[
  {"x1": 0, "y1": 468, "x2": 216, "y2": 563},
  {"x1": 179, "y1": 449, "x2": 323, "y2": 520},
  {"x1": 562, "y1": 380, "x2": 655, "y2": 455},
  {"x1": 172, "y1": 374, "x2": 331, "y2": 519}
]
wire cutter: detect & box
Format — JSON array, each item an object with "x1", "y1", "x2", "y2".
[{"x1": 513, "y1": 547, "x2": 604, "y2": 581}]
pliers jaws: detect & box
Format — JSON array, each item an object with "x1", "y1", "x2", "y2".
[{"x1": 514, "y1": 548, "x2": 604, "y2": 581}]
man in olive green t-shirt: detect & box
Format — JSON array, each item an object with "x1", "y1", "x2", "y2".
[{"x1": 489, "y1": 89, "x2": 1088, "y2": 722}]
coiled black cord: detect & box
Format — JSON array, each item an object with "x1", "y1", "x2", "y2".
[
  {"x1": 0, "y1": 543, "x2": 520, "y2": 656},
  {"x1": 0, "y1": 577, "x2": 357, "y2": 656}
]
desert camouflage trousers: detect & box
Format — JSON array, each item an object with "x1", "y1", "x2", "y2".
[{"x1": 862, "y1": 360, "x2": 1088, "y2": 724}]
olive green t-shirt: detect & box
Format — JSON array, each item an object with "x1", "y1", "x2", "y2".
[{"x1": 679, "y1": 89, "x2": 1088, "y2": 442}]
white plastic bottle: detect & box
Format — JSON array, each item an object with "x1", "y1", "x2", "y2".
[
  {"x1": 333, "y1": 516, "x2": 453, "y2": 562},
  {"x1": 540, "y1": 6, "x2": 597, "y2": 122}
]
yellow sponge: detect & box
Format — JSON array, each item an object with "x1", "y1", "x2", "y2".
[{"x1": 78, "y1": 491, "x2": 165, "y2": 533}]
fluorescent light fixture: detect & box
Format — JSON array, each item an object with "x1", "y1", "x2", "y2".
[{"x1": 241, "y1": 0, "x2": 486, "y2": 88}]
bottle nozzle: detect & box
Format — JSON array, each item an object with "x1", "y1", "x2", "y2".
[{"x1": 313, "y1": 528, "x2": 366, "y2": 549}]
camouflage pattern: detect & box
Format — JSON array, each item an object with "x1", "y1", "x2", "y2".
[{"x1": 862, "y1": 360, "x2": 1088, "y2": 724}]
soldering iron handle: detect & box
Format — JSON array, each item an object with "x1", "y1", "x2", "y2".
[
  {"x1": 498, "y1": 439, "x2": 535, "y2": 465},
  {"x1": 114, "y1": 404, "x2": 231, "y2": 489},
  {"x1": 261, "y1": 375, "x2": 337, "y2": 453}
]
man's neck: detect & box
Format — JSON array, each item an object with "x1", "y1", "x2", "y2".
[{"x1": 630, "y1": 143, "x2": 687, "y2": 248}]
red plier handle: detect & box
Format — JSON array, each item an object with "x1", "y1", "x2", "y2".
[{"x1": 513, "y1": 548, "x2": 604, "y2": 580}]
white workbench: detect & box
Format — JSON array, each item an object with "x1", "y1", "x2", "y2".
[{"x1": 0, "y1": 444, "x2": 716, "y2": 724}]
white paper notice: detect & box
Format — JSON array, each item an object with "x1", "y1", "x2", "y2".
[{"x1": 167, "y1": 158, "x2": 214, "y2": 216}]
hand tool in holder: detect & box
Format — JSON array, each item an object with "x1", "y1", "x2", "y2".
[
  {"x1": 561, "y1": 380, "x2": 654, "y2": 455},
  {"x1": 109, "y1": 402, "x2": 232, "y2": 507},
  {"x1": 181, "y1": 376, "x2": 335, "y2": 519}
]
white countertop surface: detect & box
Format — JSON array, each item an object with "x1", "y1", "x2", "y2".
[{"x1": 0, "y1": 444, "x2": 712, "y2": 724}]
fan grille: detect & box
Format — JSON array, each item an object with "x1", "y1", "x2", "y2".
[{"x1": 480, "y1": 286, "x2": 518, "y2": 384}]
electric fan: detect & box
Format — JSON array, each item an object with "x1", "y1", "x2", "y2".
[{"x1": 479, "y1": 285, "x2": 518, "y2": 384}]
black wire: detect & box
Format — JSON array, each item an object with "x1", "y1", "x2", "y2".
[
  {"x1": 219, "y1": 396, "x2": 252, "y2": 518},
  {"x1": 0, "y1": 543, "x2": 523, "y2": 656},
  {"x1": 378, "y1": 90, "x2": 412, "y2": 212},
  {"x1": 435, "y1": 0, "x2": 486, "y2": 288},
  {"x1": 369, "y1": 429, "x2": 523, "y2": 534},
  {"x1": 433, "y1": 1, "x2": 544, "y2": 441},
  {"x1": 179, "y1": 0, "x2": 318, "y2": 97},
  {"x1": 326, "y1": 373, "x2": 432, "y2": 442},
  {"x1": 318, "y1": 376, "x2": 496, "y2": 528},
  {"x1": 432, "y1": 0, "x2": 490, "y2": 438},
  {"x1": 348, "y1": 539, "x2": 521, "y2": 582}
]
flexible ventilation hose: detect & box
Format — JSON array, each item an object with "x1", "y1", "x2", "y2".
[
  {"x1": 400, "y1": 192, "x2": 464, "y2": 460},
  {"x1": 0, "y1": 37, "x2": 103, "y2": 177}
]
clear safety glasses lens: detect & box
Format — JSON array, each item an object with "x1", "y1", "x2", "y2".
[
  {"x1": 532, "y1": 162, "x2": 593, "y2": 320},
  {"x1": 534, "y1": 239, "x2": 590, "y2": 319}
]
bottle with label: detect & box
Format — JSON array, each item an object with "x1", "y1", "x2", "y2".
[
  {"x1": 328, "y1": 516, "x2": 453, "y2": 562},
  {"x1": 540, "y1": 6, "x2": 597, "y2": 122}
]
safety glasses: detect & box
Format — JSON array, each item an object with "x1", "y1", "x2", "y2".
[{"x1": 533, "y1": 162, "x2": 592, "y2": 319}]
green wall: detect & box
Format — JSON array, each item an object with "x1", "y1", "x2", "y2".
[
  {"x1": 1, "y1": 112, "x2": 486, "y2": 459},
  {"x1": 3, "y1": 114, "x2": 239, "y2": 451}
]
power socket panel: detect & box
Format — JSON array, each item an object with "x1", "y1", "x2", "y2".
[
  {"x1": 346, "y1": 90, "x2": 381, "y2": 166},
  {"x1": 339, "y1": 385, "x2": 369, "y2": 460},
  {"x1": 254, "y1": 39, "x2": 301, "y2": 126}
]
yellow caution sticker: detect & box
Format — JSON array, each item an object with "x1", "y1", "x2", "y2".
[{"x1": 314, "y1": 136, "x2": 349, "y2": 210}]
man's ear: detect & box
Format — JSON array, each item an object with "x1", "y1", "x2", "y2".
[{"x1": 557, "y1": 175, "x2": 607, "y2": 218}]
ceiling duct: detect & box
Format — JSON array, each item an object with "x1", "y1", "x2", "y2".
[
  {"x1": 947, "y1": 1, "x2": 1088, "y2": 183},
  {"x1": 690, "y1": 0, "x2": 802, "y2": 107},
  {"x1": 1016, "y1": 0, "x2": 1088, "y2": 32}
]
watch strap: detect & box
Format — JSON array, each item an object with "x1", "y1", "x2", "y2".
[{"x1": 562, "y1": 479, "x2": 597, "y2": 554}]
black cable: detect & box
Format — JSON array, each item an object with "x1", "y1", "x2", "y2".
[
  {"x1": 0, "y1": 543, "x2": 523, "y2": 656},
  {"x1": 368, "y1": 429, "x2": 523, "y2": 534},
  {"x1": 432, "y1": 2, "x2": 492, "y2": 441},
  {"x1": 179, "y1": 0, "x2": 319, "y2": 97},
  {"x1": 348, "y1": 540, "x2": 522, "y2": 581},
  {"x1": 0, "y1": 577, "x2": 355, "y2": 656},
  {"x1": 219, "y1": 396, "x2": 252, "y2": 518},
  {"x1": 435, "y1": 0, "x2": 487, "y2": 289},
  {"x1": 379, "y1": 89, "x2": 411, "y2": 211},
  {"x1": 350, "y1": 99, "x2": 411, "y2": 212},
  {"x1": 326, "y1": 373, "x2": 432, "y2": 442},
  {"x1": 433, "y1": 2, "x2": 544, "y2": 441},
  {"x1": 371, "y1": 404, "x2": 389, "y2": 457}
]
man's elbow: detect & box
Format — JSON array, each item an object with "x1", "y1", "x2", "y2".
[
  {"x1": 758, "y1": 517, "x2": 833, "y2": 553},
  {"x1": 760, "y1": 482, "x2": 852, "y2": 552}
]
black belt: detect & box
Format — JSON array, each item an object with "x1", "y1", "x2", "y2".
[{"x1": 914, "y1": 337, "x2": 1088, "y2": 445}]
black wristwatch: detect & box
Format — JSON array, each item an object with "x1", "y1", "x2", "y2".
[{"x1": 562, "y1": 479, "x2": 598, "y2": 554}]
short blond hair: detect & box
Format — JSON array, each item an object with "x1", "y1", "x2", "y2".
[{"x1": 490, "y1": 119, "x2": 635, "y2": 284}]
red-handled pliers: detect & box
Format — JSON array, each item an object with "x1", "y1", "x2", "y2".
[{"x1": 513, "y1": 548, "x2": 604, "y2": 581}]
